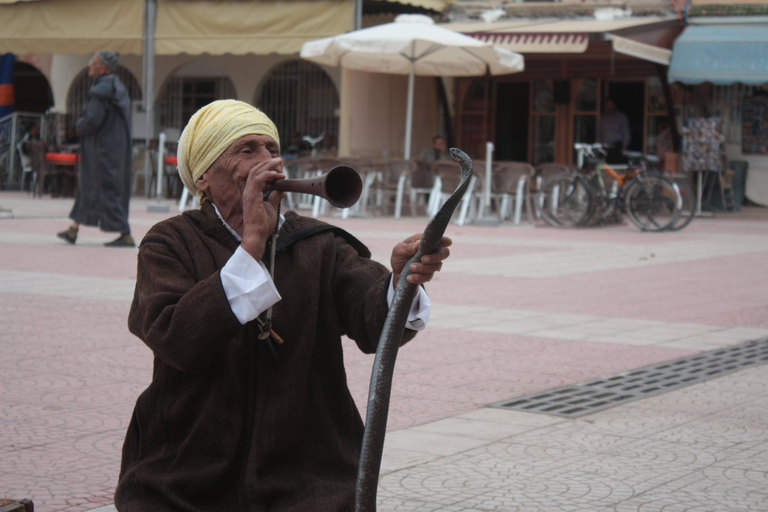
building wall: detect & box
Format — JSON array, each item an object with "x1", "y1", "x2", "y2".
[
  {"x1": 343, "y1": 69, "x2": 440, "y2": 159},
  {"x1": 49, "y1": 53, "x2": 342, "y2": 115}
]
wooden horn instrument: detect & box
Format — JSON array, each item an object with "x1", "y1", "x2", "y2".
[{"x1": 265, "y1": 165, "x2": 363, "y2": 209}]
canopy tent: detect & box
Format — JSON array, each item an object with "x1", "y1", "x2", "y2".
[
  {"x1": 668, "y1": 25, "x2": 768, "y2": 85},
  {"x1": 301, "y1": 14, "x2": 523, "y2": 160},
  {"x1": 0, "y1": 0, "x2": 355, "y2": 56},
  {"x1": 155, "y1": 0, "x2": 353, "y2": 55},
  {"x1": 0, "y1": 0, "x2": 144, "y2": 55}
]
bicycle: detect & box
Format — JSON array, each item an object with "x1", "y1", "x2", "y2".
[
  {"x1": 539, "y1": 143, "x2": 683, "y2": 232},
  {"x1": 663, "y1": 174, "x2": 695, "y2": 231}
]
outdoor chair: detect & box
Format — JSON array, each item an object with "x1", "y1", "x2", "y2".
[
  {"x1": 17, "y1": 141, "x2": 35, "y2": 194},
  {"x1": 466, "y1": 160, "x2": 505, "y2": 220},
  {"x1": 29, "y1": 141, "x2": 70, "y2": 198},
  {"x1": 430, "y1": 160, "x2": 477, "y2": 226},
  {"x1": 492, "y1": 162, "x2": 536, "y2": 225},
  {"x1": 409, "y1": 161, "x2": 441, "y2": 218},
  {"x1": 338, "y1": 157, "x2": 373, "y2": 169},
  {"x1": 372, "y1": 159, "x2": 416, "y2": 218},
  {"x1": 338, "y1": 158, "x2": 380, "y2": 219}
]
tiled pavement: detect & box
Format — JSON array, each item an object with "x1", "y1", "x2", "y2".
[{"x1": 0, "y1": 191, "x2": 767, "y2": 511}]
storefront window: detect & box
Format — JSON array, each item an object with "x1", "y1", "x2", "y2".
[
  {"x1": 647, "y1": 115, "x2": 672, "y2": 162},
  {"x1": 532, "y1": 114, "x2": 555, "y2": 165},
  {"x1": 647, "y1": 77, "x2": 667, "y2": 113},
  {"x1": 574, "y1": 115, "x2": 596, "y2": 145},
  {"x1": 574, "y1": 79, "x2": 598, "y2": 112},
  {"x1": 573, "y1": 80, "x2": 598, "y2": 162},
  {"x1": 458, "y1": 79, "x2": 488, "y2": 159},
  {"x1": 647, "y1": 77, "x2": 671, "y2": 161},
  {"x1": 532, "y1": 80, "x2": 555, "y2": 113},
  {"x1": 531, "y1": 80, "x2": 555, "y2": 165}
]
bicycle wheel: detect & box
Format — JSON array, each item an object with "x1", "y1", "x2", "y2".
[
  {"x1": 667, "y1": 181, "x2": 695, "y2": 231},
  {"x1": 538, "y1": 173, "x2": 591, "y2": 227},
  {"x1": 624, "y1": 175, "x2": 681, "y2": 232}
]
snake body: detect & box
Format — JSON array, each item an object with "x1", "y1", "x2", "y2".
[{"x1": 355, "y1": 148, "x2": 473, "y2": 512}]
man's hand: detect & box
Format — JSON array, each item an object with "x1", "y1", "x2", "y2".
[
  {"x1": 240, "y1": 158, "x2": 286, "y2": 260},
  {"x1": 390, "y1": 234, "x2": 452, "y2": 285}
]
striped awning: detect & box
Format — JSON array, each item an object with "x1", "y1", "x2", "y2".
[
  {"x1": 467, "y1": 32, "x2": 589, "y2": 53},
  {"x1": 445, "y1": 17, "x2": 677, "y2": 56}
]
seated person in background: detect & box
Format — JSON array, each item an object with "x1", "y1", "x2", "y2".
[
  {"x1": 418, "y1": 135, "x2": 451, "y2": 162},
  {"x1": 20, "y1": 123, "x2": 43, "y2": 155}
]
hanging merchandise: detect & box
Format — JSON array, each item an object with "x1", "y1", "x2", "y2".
[
  {"x1": 742, "y1": 92, "x2": 768, "y2": 155},
  {"x1": 682, "y1": 117, "x2": 723, "y2": 171},
  {"x1": 0, "y1": 53, "x2": 14, "y2": 119}
]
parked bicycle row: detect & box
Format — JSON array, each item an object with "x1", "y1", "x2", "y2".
[{"x1": 538, "y1": 143, "x2": 695, "y2": 232}]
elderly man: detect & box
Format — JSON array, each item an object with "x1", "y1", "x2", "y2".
[
  {"x1": 115, "y1": 100, "x2": 451, "y2": 511},
  {"x1": 57, "y1": 50, "x2": 133, "y2": 247}
]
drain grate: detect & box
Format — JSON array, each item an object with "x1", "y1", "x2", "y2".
[{"x1": 491, "y1": 338, "x2": 768, "y2": 418}]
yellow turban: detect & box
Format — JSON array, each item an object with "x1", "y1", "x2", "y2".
[{"x1": 177, "y1": 99, "x2": 280, "y2": 203}]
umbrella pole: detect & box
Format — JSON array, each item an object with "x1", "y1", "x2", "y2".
[{"x1": 404, "y1": 64, "x2": 415, "y2": 160}]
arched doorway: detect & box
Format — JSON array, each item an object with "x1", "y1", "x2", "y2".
[
  {"x1": 158, "y1": 61, "x2": 236, "y2": 134},
  {"x1": 255, "y1": 60, "x2": 339, "y2": 156},
  {"x1": 67, "y1": 65, "x2": 142, "y2": 120},
  {"x1": 13, "y1": 62, "x2": 53, "y2": 113}
]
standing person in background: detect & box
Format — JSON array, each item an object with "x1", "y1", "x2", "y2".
[
  {"x1": 57, "y1": 51, "x2": 134, "y2": 247},
  {"x1": 418, "y1": 135, "x2": 451, "y2": 162},
  {"x1": 598, "y1": 98, "x2": 631, "y2": 164}
]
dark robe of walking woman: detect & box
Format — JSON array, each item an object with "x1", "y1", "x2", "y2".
[{"x1": 70, "y1": 72, "x2": 133, "y2": 237}]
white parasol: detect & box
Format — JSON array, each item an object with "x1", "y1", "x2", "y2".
[{"x1": 300, "y1": 14, "x2": 524, "y2": 159}]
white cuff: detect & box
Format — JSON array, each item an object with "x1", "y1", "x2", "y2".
[
  {"x1": 386, "y1": 274, "x2": 431, "y2": 331},
  {"x1": 220, "y1": 246, "x2": 282, "y2": 325}
]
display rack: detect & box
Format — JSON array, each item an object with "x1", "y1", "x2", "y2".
[
  {"x1": 682, "y1": 117, "x2": 724, "y2": 172},
  {"x1": 743, "y1": 94, "x2": 768, "y2": 155},
  {"x1": 682, "y1": 117, "x2": 724, "y2": 215}
]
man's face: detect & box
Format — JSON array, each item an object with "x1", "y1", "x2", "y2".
[
  {"x1": 604, "y1": 99, "x2": 616, "y2": 115},
  {"x1": 196, "y1": 133, "x2": 281, "y2": 209},
  {"x1": 87, "y1": 55, "x2": 109, "y2": 77},
  {"x1": 433, "y1": 138, "x2": 447, "y2": 152}
]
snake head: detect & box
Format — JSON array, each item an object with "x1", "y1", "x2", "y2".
[{"x1": 449, "y1": 147, "x2": 473, "y2": 182}]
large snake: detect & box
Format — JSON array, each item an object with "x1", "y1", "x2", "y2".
[{"x1": 355, "y1": 148, "x2": 473, "y2": 512}]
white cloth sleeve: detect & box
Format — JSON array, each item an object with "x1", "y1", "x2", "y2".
[
  {"x1": 220, "y1": 246, "x2": 282, "y2": 325},
  {"x1": 386, "y1": 274, "x2": 431, "y2": 331}
]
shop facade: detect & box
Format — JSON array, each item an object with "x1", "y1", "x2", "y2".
[
  {"x1": 0, "y1": 0, "x2": 456, "y2": 191},
  {"x1": 444, "y1": 16, "x2": 682, "y2": 165},
  {"x1": 668, "y1": 19, "x2": 768, "y2": 207}
]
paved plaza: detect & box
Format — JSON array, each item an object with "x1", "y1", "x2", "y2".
[{"x1": 1, "y1": 190, "x2": 767, "y2": 511}]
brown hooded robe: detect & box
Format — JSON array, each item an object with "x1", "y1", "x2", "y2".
[{"x1": 116, "y1": 205, "x2": 416, "y2": 511}]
